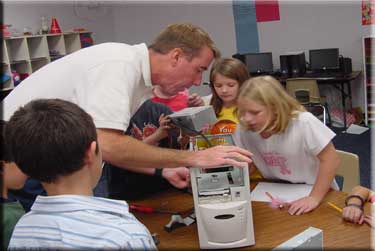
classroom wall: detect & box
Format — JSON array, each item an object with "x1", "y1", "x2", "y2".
[
  {"x1": 3, "y1": 1, "x2": 371, "y2": 110},
  {"x1": 258, "y1": 1, "x2": 370, "y2": 110},
  {"x1": 2, "y1": 1, "x2": 115, "y2": 45},
  {"x1": 110, "y1": 1, "x2": 370, "y2": 110},
  {"x1": 110, "y1": 2, "x2": 236, "y2": 96}
]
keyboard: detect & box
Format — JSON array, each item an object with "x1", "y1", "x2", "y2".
[{"x1": 304, "y1": 72, "x2": 345, "y2": 79}]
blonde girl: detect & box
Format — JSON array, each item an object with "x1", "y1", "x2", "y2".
[{"x1": 235, "y1": 75, "x2": 340, "y2": 215}]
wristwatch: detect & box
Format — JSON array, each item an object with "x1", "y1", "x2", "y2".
[{"x1": 154, "y1": 168, "x2": 164, "y2": 178}]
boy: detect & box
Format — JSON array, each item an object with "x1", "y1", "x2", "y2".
[
  {"x1": 6, "y1": 99, "x2": 156, "y2": 250},
  {"x1": 0, "y1": 121, "x2": 28, "y2": 250}
]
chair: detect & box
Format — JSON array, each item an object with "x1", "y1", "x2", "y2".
[
  {"x1": 286, "y1": 78, "x2": 331, "y2": 125},
  {"x1": 335, "y1": 150, "x2": 360, "y2": 193}
]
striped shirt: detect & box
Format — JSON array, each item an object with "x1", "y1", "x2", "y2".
[{"x1": 8, "y1": 195, "x2": 157, "y2": 250}]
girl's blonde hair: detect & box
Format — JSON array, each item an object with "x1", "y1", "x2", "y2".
[
  {"x1": 237, "y1": 75, "x2": 306, "y2": 134},
  {"x1": 209, "y1": 58, "x2": 249, "y2": 117}
]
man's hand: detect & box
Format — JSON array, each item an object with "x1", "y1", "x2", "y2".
[
  {"x1": 187, "y1": 93, "x2": 204, "y2": 107},
  {"x1": 288, "y1": 196, "x2": 320, "y2": 215},
  {"x1": 192, "y1": 145, "x2": 253, "y2": 168},
  {"x1": 162, "y1": 167, "x2": 190, "y2": 189}
]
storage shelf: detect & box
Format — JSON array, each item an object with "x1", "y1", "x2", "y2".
[
  {"x1": 1, "y1": 32, "x2": 93, "y2": 91},
  {"x1": 363, "y1": 36, "x2": 375, "y2": 126}
]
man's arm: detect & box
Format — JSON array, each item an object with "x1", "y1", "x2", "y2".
[{"x1": 97, "y1": 128, "x2": 252, "y2": 169}]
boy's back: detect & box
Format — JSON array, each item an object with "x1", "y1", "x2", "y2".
[{"x1": 9, "y1": 195, "x2": 155, "y2": 249}]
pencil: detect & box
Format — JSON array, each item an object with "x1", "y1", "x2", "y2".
[
  {"x1": 265, "y1": 192, "x2": 274, "y2": 201},
  {"x1": 327, "y1": 202, "x2": 343, "y2": 213}
]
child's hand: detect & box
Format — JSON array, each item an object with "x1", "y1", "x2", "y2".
[
  {"x1": 342, "y1": 205, "x2": 365, "y2": 224},
  {"x1": 364, "y1": 215, "x2": 375, "y2": 228},
  {"x1": 288, "y1": 196, "x2": 320, "y2": 215},
  {"x1": 154, "y1": 114, "x2": 171, "y2": 140},
  {"x1": 187, "y1": 93, "x2": 204, "y2": 107}
]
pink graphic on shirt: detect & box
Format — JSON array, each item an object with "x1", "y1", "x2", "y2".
[{"x1": 262, "y1": 152, "x2": 291, "y2": 175}]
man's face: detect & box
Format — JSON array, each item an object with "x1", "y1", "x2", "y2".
[{"x1": 159, "y1": 46, "x2": 214, "y2": 96}]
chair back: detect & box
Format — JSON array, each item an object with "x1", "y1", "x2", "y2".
[
  {"x1": 335, "y1": 150, "x2": 360, "y2": 193},
  {"x1": 286, "y1": 78, "x2": 321, "y2": 104}
]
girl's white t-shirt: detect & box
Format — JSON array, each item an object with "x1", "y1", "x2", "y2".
[{"x1": 234, "y1": 112, "x2": 339, "y2": 189}]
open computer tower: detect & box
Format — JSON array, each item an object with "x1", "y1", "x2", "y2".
[{"x1": 189, "y1": 134, "x2": 255, "y2": 249}]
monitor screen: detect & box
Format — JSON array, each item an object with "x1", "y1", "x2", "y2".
[
  {"x1": 244, "y1": 52, "x2": 273, "y2": 74},
  {"x1": 309, "y1": 48, "x2": 339, "y2": 71}
]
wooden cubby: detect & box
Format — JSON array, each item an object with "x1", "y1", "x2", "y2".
[
  {"x1": 362, "y1": 36, "x2": 375, "y2": 127},
  {"x1": 1, "y1": 31, "x2": 93, "y2": 91}
]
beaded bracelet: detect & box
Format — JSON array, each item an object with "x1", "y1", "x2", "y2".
[
  {"x1": 345, "y1": 203, "x2": 364, "y2": 211},
  {"x1": 345, "y1": 194, "x2": 365, "y2": 207}
]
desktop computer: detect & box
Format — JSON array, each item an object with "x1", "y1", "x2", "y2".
[
  {"x1": 189, "y1": 134, "x2": 255, "y2": 249},
  {"x1": 309, "y1": 48, "x2": 340, "y2": 72},
  {"x1": 273, "y1": 227, "x2": 323, "y2": 250},
  {"x1": 244, "y1": 52, "x2": 273, "y2": 75},
  {"x1": 280, "y1": 52, "x2": 306, "y2": 78},
  {"x1": 232, "y1": 53, "x2": 246, "y2": 64},
  {"x1": 339, "y1": 57, "x2": 352, "y2": 74}
]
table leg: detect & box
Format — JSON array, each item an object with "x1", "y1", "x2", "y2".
[
  {"x1": 347, "y1": 80, "x2": 352, "y2": 110},
  {"x1": 341, "y1": 82, "x2": 347, "y2": 131}
]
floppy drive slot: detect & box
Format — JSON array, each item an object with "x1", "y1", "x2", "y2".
[{"x1": 197, "y1": 173, "x2": 230, "y2": 196}]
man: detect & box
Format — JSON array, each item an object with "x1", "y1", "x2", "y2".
[{"x1": 2, "y1": 23, "x2": 252, "y2": 194}]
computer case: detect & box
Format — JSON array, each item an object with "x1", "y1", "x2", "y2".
[
  {"x1": 280, "y1": 55, "x2": 289, "y2": 77},
  {"x1": 280, "y1": 52, "x2": 306, "y2": 78},
  {"x1": 232, "y1": 53, "x2": 246, "y2": 64},
  {"x1": 339, "y1": 57, "x2": 352, "y2": 74}
]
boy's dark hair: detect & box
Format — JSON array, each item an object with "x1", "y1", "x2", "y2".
[{"x1": 5, "y1": 99, "x2": 98, "y2": 183}]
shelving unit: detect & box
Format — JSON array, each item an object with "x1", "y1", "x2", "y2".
[
  {"x1": 1, "y1": 31, "x2": 93, "y2": 91},
  {"x1": 362, "y1": 36, "x2": 375, "y2": 127}
]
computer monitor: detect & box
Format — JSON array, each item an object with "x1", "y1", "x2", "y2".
[
  {"x1": 244, "y1": 52, "x2": 273, "y2": 74},
  {"x1": 309, "y1": 48, "x2": 339, "y2": 71}
]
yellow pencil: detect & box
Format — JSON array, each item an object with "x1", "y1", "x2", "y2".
[{"x1": 327, "y1": 202, "x2": 343, "y2": 213}]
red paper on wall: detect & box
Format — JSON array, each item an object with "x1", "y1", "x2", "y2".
[
  {"x1": 255, "y1": 0, "x2": 280, "y2": 22},
  {"x1": 362, "y1": 0, "x2": 375, "y2": 25}
]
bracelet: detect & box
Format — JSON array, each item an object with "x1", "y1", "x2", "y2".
[
  {"x1": 154, "y1": 168, "x2": 163, "y2": 178},
  {"x1": 345, "y1": 203, "x2": 364, "y2": 211},
  {"x1": 345, "y1": 194, "x2": 365, "y2": 207}
]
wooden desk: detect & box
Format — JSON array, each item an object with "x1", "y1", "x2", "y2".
[{"x1": 129, "y1": 186, "x2": 372, "y2": 250}]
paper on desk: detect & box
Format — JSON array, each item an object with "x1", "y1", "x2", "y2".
[
  {"x1": 251, "y1": 182, "x2": 313, "y2": 203},
  {"x1": 345, "y1": 124, "x2": 369, "y2": 135}
]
